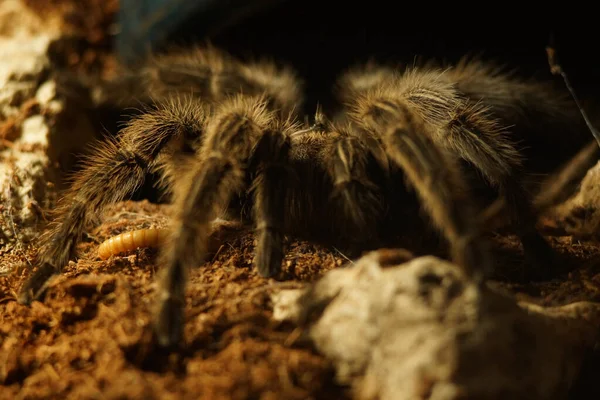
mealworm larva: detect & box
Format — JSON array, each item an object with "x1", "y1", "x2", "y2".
[{"x1": 98, "y1": 228, "x2": 169, "y2": 259}]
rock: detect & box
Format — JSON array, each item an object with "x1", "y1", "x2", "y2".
[
  {"x1": 550, "y1": 160, "x2": 600, "y2": 240},
  {"x1": 273, "y1": 249, "x2": 600, "y2": 400},
  {"x1": 0, "y1": 0, "x2": 96, "y2": 252}
]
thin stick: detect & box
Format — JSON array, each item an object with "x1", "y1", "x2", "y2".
[
  {"x1": 332, "y1": 246, "x2": 354, "y2": 265},
  {"x1": 546, "y1": 43, "x2": 600, "y2": 148}
]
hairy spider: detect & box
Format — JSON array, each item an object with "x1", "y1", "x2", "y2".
[{"x1": 17, "y1": 45, "x2": 591, "y2": 347}]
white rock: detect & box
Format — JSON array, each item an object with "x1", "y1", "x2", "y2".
[
  {"x1": 552, "y1": 160, "x2": 600, "y2": 239},
  {"x1": 274, "y1": 250, "x2": 600, "y2": 400},
  {"x1": 0, "y1": 1, "x2": 93, "y2": 253}
]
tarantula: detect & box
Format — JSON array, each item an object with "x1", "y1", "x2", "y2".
[{"x1": 17, "y1": 45, "x2": 590, "y2": 347}]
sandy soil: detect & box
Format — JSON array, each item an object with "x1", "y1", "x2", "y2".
[{"x1": 1, "y1": 200, "x2": 350, "y2": 399}]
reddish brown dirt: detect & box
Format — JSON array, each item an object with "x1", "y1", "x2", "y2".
[
  {"x1": 1, "y1": 200, "x2": 350, "y2": 399},
  {"x1": 1, "y1": 199, "x2": 600, "y2": 399}
]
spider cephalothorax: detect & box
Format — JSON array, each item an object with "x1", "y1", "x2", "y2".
[{"x1": 18, "y1": 45, "x2": 591, "y2": 347}]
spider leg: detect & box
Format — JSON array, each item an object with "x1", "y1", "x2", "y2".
[
  {"x1": 352, "y1": 100, "x2": 492, "y2": 278},
  {"x1": 18, "y1": 98, "x2": 206, "y2": 304},
  {"x1": 93, "y1": 45, "x2": 302, "y2": 117},
  {"x1": 360, "y1": 76, "x2": 555, "y2": 276},
  {"x1": 442, "y1": 102, "x2": 556, "y2": 274},
  {"x1": 92, "y1": 45, "x2": 237, "y2": 108},
  {"x1": 154, "y1": 95, "x2": 286, "y2": 347},
  {"x1": 250, "y1": 125, "x2": 295, "y2": 278}
]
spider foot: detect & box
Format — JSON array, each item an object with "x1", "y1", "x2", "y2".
[
  {"x1": 17, "y1": 262, "x2": 57, "y2": 305},
  {"x1": 153, "y1": 293, "x2": 185, "y2": 348}
]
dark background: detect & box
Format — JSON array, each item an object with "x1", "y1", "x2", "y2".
[{"x1": 118, "y1": 0, "x2": 600, "y2": 113}]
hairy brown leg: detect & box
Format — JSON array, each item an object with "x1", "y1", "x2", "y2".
[
  {"x1": 443, "y1": 103, "x2": 556, "y2": 276},
  {"x1": 250, "y1": 127, "x2": 295, "y2": 278},
  {"x1": 404, "y1": 78, "x2": 555, "y2": 276},
  {"x1": 92, "y1": 45, "x2": 239, "y2": 108},
  {"x1": 18, "y1": 98, "x2": 206, "y2": 304},
  {"x1": 341, "y1": 60, "x2": 586, "y2": 279},
  {"x1": 354, "y1": 100, "x2": 492, "y2": 279},
  {"x1": 92, "y1": 46, "x2": 303, "y2": 118},
  {"x1": 154, "y1": 95, "x2": 289, "y2": 347}
]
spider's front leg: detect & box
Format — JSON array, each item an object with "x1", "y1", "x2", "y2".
[
  {"x1": 154, "y1": 95, "x2": 296, "y2": 347},
  {"x1": 18, "y1": 98, "x2": 207, "y2": 304},
  {"x1": 250, "y1": 122, "x2": 297, "y2": 278},
  {"x1": 350, "y1": 100, "x2": 493, "y2": 279}
]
